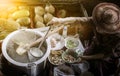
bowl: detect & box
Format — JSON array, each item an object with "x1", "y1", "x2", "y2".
[
  {"x1": 62, "y1": 49, "x2": 81, "y2": 64},
  {"x1": 47, "y1": 33, "x2": 65, "y2": 50},
  {"x1": 48, "y1": 50, "x2": 65, "y2": 65},
  {"x1": 64, "y1": 37, "x2": 80, "y2": 49}
]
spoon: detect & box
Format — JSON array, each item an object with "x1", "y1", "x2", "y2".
[{"x1": 29, "y1": 26, "x2": 51, "y2": 58}]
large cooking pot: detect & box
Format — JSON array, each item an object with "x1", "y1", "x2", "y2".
[{"x1": 1, "y1": 29, "x2": 51, "y2": 76}]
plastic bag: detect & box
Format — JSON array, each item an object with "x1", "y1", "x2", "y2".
[{"x1": 54, "y1": 64, "x2": 75, "y2": 76}]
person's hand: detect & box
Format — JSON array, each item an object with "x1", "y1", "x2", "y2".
[{"x1": 47, "y1": 17, "x2": 63, "y2": 26}]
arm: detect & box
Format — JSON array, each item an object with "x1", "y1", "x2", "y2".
[
  {"x1": 47, "y1": 17, "x2": 92, "y2": 25},
  {"x1": 81, "y1": 36, "x2": 105, "y2": 60},
  {"x1": 80, "y1": 53, "x2": 104, "y2": 60}
]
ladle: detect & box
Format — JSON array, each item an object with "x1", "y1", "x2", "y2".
[{"x1": 29, "y1": 26, "x2": 51, "y2": 58}]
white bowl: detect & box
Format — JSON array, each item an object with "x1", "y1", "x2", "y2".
[
  {"x1": 64, "y1": 36, "x2": 80, "y2": 49},
  {"x1": 47, "y1": 33, "x2": 65, "y2": 50}
]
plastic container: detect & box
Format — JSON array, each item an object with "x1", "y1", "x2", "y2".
[{"x1": 54, "y1": 64, "x2": 75, "y2": 76}]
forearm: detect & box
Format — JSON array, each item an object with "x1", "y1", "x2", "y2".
[
  {"x1": 57, "y1": 17, "x2": 92, "y2": 24},
  {"x1": 47, "y1": 17, "x2": 93, "y2": 25},
  {"x1": 81, "y1": 53, "x2": 104, "y2": 60}
]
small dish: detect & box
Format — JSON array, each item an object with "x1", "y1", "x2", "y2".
[
  {"x1": 64, "y1": 37, "x2": 80, "y2": 49},
  {"x1": 48, "y1": 50, "x2": 65, "y2": 65},
  {"x1": 47, "y1": 33, "x2": 65, "y2": 50},
  {"x1": 62, "y1": 49, "x2": 81, "y2": 64}
]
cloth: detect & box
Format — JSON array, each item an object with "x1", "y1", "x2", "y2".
[{"x1": 84, "y1": 31, "x2": 120, "y2": 76}]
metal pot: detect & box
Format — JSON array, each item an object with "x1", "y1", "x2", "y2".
[{"x1": 1, "y1": 29, "x2": 51, "y2": 76}]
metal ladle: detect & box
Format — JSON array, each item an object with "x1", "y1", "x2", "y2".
[{"x1": 29, "y1": 26, "x2": 51, "y2": 58}]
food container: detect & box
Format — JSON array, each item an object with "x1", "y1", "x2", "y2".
[
  {"x1": 46, "y1": 33, "x2": 65, "y2": 50},
  {"x1": 65, "y1": 36, "x2": 80, "y2": 49},
  {"x1": 62, "y1": 49, "x2": 82, "y2": 63},
  {"x1": 48, "y1": 50, "x2": 65, "y2": 66},
  {"x1": 54, "y1": 64, "x2": 75, "y2": 76},
  {"x1": 1, "y1": 29, "x2": 51, "y2": 76}
]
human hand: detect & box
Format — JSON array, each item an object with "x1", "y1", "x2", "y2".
[{"x1": 47, "y1": 17, "x2": 63, "y2": 26}]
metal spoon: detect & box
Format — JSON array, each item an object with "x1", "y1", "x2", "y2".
[
  {"x1": 29, "y1": 47, "x2": 43, "y2": 58},
  {"x1": 29, "y1": 26, "x2": 51, "y2": 58}
]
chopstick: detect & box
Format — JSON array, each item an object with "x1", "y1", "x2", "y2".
[{"x1": 38, "y1": 26, "x2": 51, "y2": 48}]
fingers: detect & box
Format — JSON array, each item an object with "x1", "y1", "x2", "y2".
[{"x1": 47, "y1": 17, "x2": 60, "y2": 26}]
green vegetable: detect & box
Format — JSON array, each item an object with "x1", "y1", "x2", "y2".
[{"x1": 66, "y1": 40, "x2": 77, "y2": 48}]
